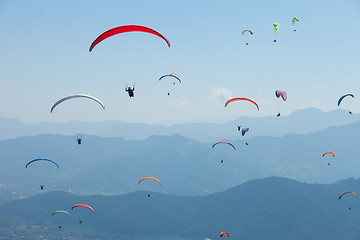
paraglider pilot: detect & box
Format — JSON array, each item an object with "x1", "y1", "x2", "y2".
[
  {"x1": 126, "y1": 86, "x2": 135, "y2": 98},
  {"x1": 40, "y1": 185, "x2": 44, "y2": 190},
  {"x1": 77, "y1": 137, "x2": 82, "y2": 145}
]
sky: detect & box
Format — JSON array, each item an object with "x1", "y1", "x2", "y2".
[{"x1": 0, "y1": 0, "x2": 359, "y2": 125}]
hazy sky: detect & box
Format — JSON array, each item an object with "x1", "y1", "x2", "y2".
[{"x1": 0, "y1": 0, "x2": 359, "y2": 124}]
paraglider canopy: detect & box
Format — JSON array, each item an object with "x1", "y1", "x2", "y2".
[
  {"x1": 225, "y1": 97, "x2": 259, "y2": 110},
  {"x1": 212, "y1": 141, "x2": 236, "y2": 151},
  {"x1": 52, "y1": 210, "x2": 71, "y2": 217},
  {"x1": 220, "y1": 232, "x2": 229, "y2": 238},
  {"x1": 337, "y1": 94, "x2": 354, "y2": 106},
  {"x1": 292, "y1": 18, "x2": 299, "y2": 25},
  {"x1": 138, "y1": 177, "x2": 162, "y2": 185},
  {"x1": 71, "y1": 203, "x2": 94, "y2": 213},
  {"x1": 242, "y1": 30, "x2": 253, "y2": 35},
  {"x1": 275, "y1": 90, "x2": 287, "y2": 101},
  {"x1": 159, "y1": 74, "x2": 181, "y2": 83},
  {"x1": 241, "y1": 127, "x2": 249, "y2": 136},
  {"x1": 339, "y1": 191, "x2": 355, "y2": 200},
  {"x1": 25, "y1": 158, "x2": 60, "y2": 169},
  {"x1": 322, "y1": 152, "x2": 335, "y2": 157},
  {"x1": 89, "y1": 25, "x2": 170, "y2": 52},
  {"x1": 50, "y1": 94, "x2": 105, "y2": 113},
  {"x1": 273, "y1": 23, "x2": 279, "y2": 35}
]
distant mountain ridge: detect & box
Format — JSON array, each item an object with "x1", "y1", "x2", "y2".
[
  {"x1": 0, "y1": 108, "x2": 358, "y2": 142},
  {"x1": 2, "y1": 117, "x2": 360, "y2": 197},
  {"x1": 1, "y1": 177, "x2": 360, "y2": 240}
]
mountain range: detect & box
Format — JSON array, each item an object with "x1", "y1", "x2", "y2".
[
  {"x1": 1, "y1": 177, "x2": 360, "y2": 240},
  {"x1": 0, "y1": 108, "x2": 358, "y2": 142},
  {"x1": 1, "y1": 115, "x2": 360, "y2": 197}
]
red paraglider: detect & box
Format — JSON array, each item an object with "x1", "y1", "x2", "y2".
[
  {"x1": 220, "y1": 232, "x2": 229, "y2": 238},
  {"x1": 89, "y1": 25, "x2": 170, "y2": 52}
]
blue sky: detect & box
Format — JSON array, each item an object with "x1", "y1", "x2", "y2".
[{"x1": 0, "y1": 0, "x2": 359, "y2": 124}]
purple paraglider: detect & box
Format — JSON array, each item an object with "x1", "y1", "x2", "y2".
[{"x1": 275, "y1": 90, "x2": 287, "y2": 101}]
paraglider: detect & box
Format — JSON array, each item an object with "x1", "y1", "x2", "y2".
[
  {"x1": 241, "y1": 127, "x2": 250, "y2": 145},
  {"x1": 242, "y1": 29, "x2": 253, "y2": 45},
  {"x1": 212, "y1": 142, "x2": 236, "y2": 151},
  {"x1": 322, "y1": 152, "x2": 335, "y2": 166},
  {"x1": 50, "y1": 94, "x2": 105, "y2": 113},
  {"x1": 338, "y1": 94, "x2": 354, "y2": 114},
  {"x1": 275, "y1": 90, "x2": 287, "y2": 116},
  {"x1": 139, "y1": 177, "x2": 161, "y2": 198},
  {"x1": 89, "y1": 25, "x2": 170, "y2": 52},
  {"x1": 225, "y1": 97, "x2": 259, "y2": 110},
  {"x1": 72, "y1": 204, "x2": 94, "y2": 222},
  {"x1": 339, "y1": 191, "x2": 355, "y2": 210},
  {"x1": 273, "y1": 23, "x2": 279, "y2": 42},
  {"x1": 220, "y1": 232, "x2": 229, "y2": 238},
  {"x1": 292, "y1": 17, "x2": 299, "y2": 31},
  {"x1": 159, "y1": 73, "x2": 181, "y2": 95},
  {"x1": 125, "y1": 86, "x2": 135, "y2": 98}
]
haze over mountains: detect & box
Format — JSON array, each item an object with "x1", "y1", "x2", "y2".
[
  {"x1": 1, "y1": 177, "x2": 360, "y2": 240},
  {"x1": 0, "y1": 108, "x2": 358, "y2": 142},
  {"x1": 1, "y1": 108, "x2": 360, "y2": 197}
]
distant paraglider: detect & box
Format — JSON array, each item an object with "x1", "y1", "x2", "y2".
[
  {"x1": 220, "y1": 232, "x2": 229, "y2": 238},
  {"x1": 292, "y1": 17, "x2": 299, "y2": 31},
  {"x1": 273, "y1": 23, "x2": 279, "y2": 42},
  {"x1": 339, "y1": 191, "x2": 355, "y2": 210},
  {"x1": 72, "y1": 203, "x2": 94, "y2": 222},
  {"x1": 338, "y1": 94, "x2": 354, "y2": 114},
  {"x1": 241, "y1": 127, "x2": 250, "y2": 145},
  {"x1": 159, "y1": 73, "x2": 181, "y2": 95},
  {"x1": 322, "y1": 152, "x2": 335, "y2": 166},
  {"x1": 138, "y1": 177, "x2": 161, "y2": 198},
  {"x1": 242, "y1": 29, "x2": 253, "y2": 45},
  {"x1": 275, "y1": 90, "x2": 287, "y2": 116}
]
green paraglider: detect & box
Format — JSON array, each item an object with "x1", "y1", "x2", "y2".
[{"x1": 273, "y1": 23, "x2": 279, "y2": 42}]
